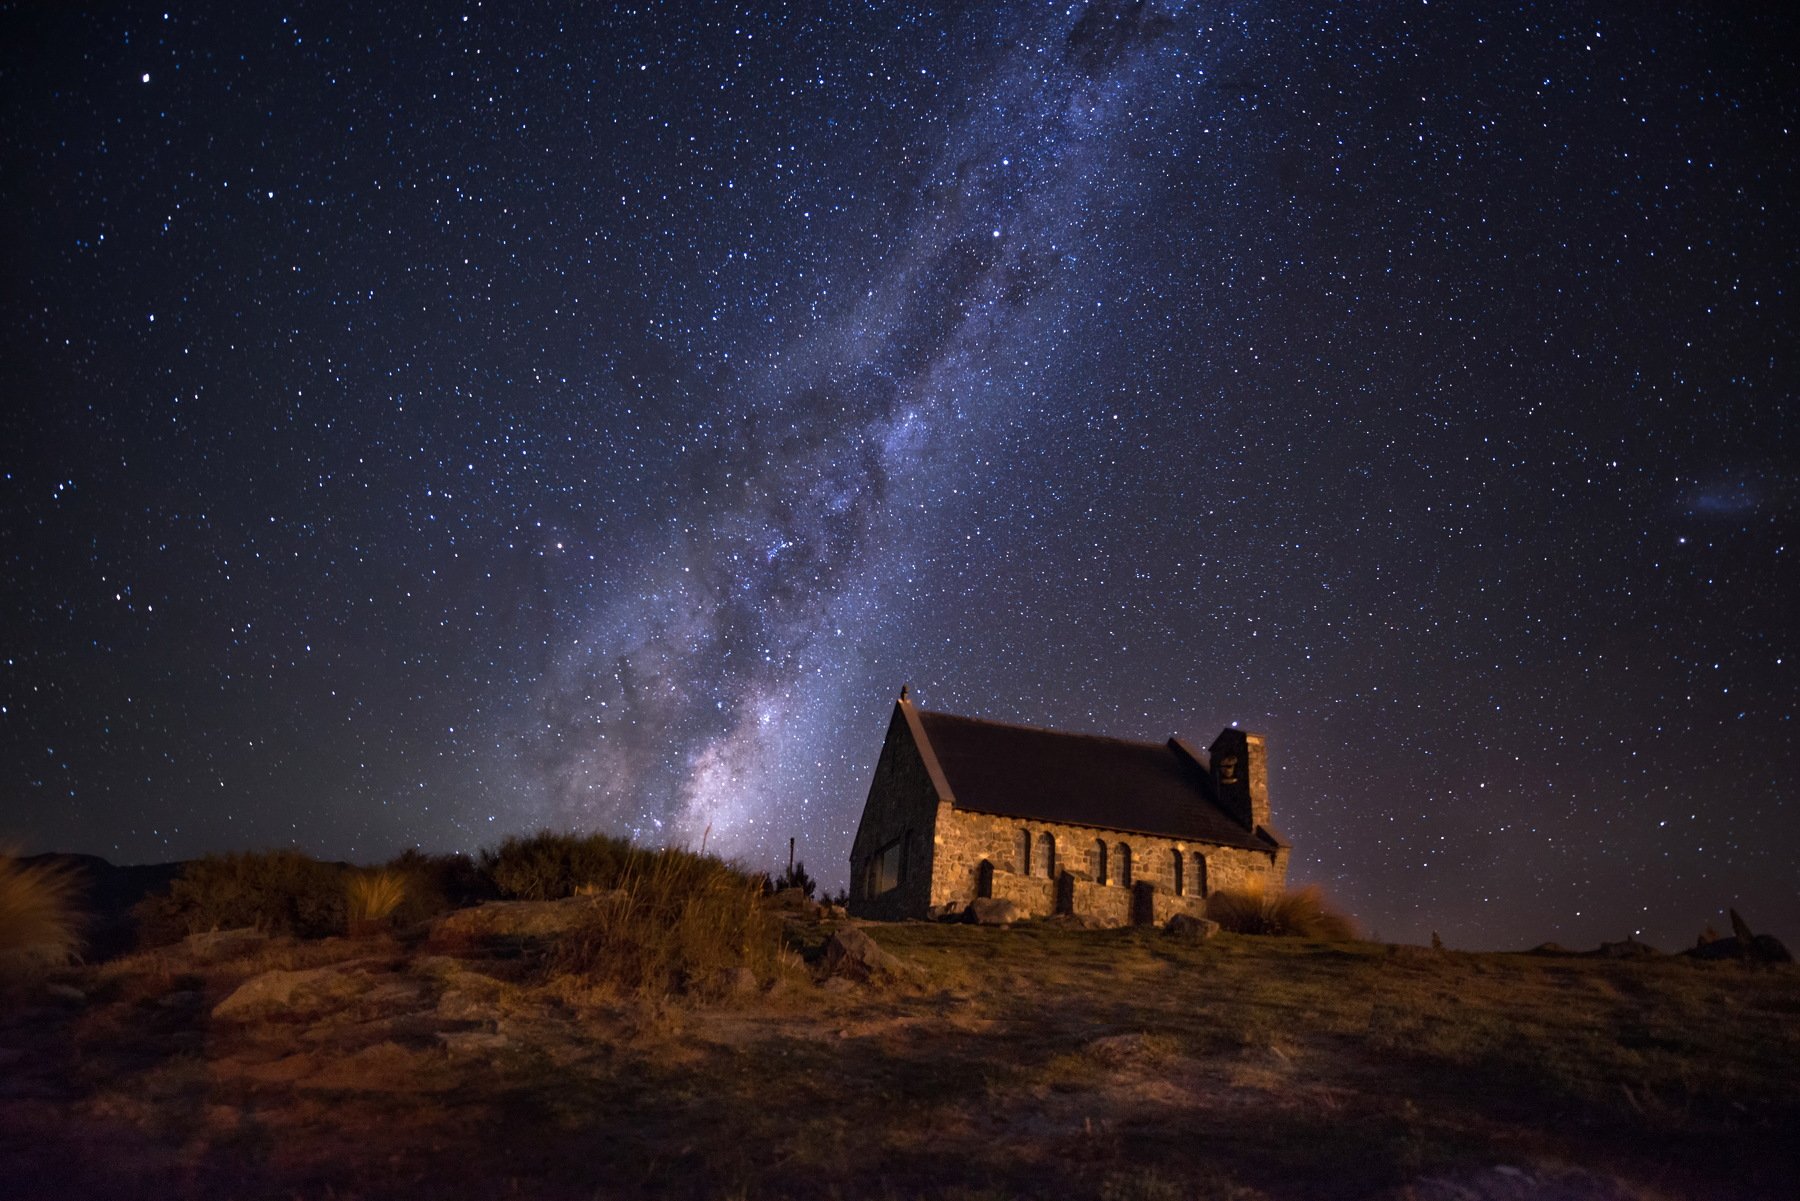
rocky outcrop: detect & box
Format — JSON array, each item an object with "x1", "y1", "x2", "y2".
[
  {"x1": 211, "y1": 961, "x2": 383, "y2": 1020},
  {"x1": 820, "y1": 927, "x2": 909, "y2": 982},
  {"x1": 1164, "y1": 913, "x2": 1220, "y2": 941},
  {"x1": 963, "y1": 898, "x2": 1022, "y2": 926}
]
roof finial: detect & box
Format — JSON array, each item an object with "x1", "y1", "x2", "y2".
[{"x1": 899, "y1": 683, "x2": 910, "y2": 702}]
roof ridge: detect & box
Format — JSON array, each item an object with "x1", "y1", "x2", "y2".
[{"x1": 916, "y1": 707, "x2": 1176, "y2": 752}]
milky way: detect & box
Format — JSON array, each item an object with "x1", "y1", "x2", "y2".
[
  {"x1": 517, "y1": 7, "x2": 1189, "y2": 853},
  {"x1": 3, "y1": 3, "x2": 1795, "y2": 949}
]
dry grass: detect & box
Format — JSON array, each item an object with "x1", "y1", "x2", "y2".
[
  {"x1": 550, "y1": 846, "x2": 787, "y2": 998},
  {"x1": 346, "y1": 869, "x2": 408, "y2": 934},
  {"x1": 0, "y1": 852, "x2": 84, "y2": 974},
  {"x1": 1205, "y1": 883, "x2": 1358, "y2": 940}
]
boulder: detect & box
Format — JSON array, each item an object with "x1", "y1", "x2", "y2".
[
  {"x1": 180, "y1": 927, "x2": 271, "y2": 964},
  {"x1": 1685, "y1": 934, "x2": 1793, "y2": 964},
  {"x1": 428, "y1": 899, "x2": 600, "y2": 944},
  {"x1": 1163, "y1": 913, "x2": 1220, "y2": 942},
  {"x1": 820, "y1": 927, "x2": 907, "y2": 981},
  {"x1": 963, "y1": 898, "x2": 1022, "y2": 926},
  {"x1": 211, "y1": 962, "x2": 378, "y2": 1020},
  {"x1": 766, "y1": 887, "x2": 817, "y2": 911}
]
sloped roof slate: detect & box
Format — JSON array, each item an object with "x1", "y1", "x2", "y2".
[{"x1": 913, "y1": 707, "x2": 1270, "y2": 851}]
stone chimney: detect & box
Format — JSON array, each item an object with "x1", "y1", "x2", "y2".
[{"x1": 1208, "y1": 728, "x2": 1270, "y2": 832}]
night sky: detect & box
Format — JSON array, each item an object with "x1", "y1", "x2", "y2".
[{"x1": 3, "y1": 3, "x2": 1794, "y2": 950}]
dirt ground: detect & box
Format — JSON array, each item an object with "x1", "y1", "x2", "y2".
[{"x1": 2, "y1": 915, "x2": 1796, "y2": 1200}]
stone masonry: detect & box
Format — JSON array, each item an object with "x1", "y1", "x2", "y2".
[{"x1": 848, "y1": 690, "x2": 1290, "y2": 928}]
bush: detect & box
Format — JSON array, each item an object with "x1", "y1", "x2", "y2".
[
  {"x1": 135, "y1": 850, "x2": 347, "y2": 942},
  {"x1": 772, "y1": 860, "x2": 817, "y2": 898},
  {"x1": 481, "y1": 830, "x2": 637, "y2": 900},
  {"x1": 0, "y1": 853, "x2": 83, "y2": 975},
  {"x1": 1204, "y1": 884, "x2": 1357, "y2": 941},
  {"x1": 383, "y1": 849, "x2": 492, "y2": 925},
  {"x1": 550, "y1": 846, "x2": 786, "y2": 997}
]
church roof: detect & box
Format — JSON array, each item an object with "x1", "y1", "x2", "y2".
[{"x1": 911, "y1": 706, "x2": 1275, "y2": 851}]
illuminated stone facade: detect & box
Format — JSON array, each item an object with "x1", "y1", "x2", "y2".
[{"x1": 847, "y1": 692, "x2": 1290, "y2": 927}]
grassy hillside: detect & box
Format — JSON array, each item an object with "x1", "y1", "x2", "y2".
[{"x1": 1, "y1": 910, "x2": 1795, "y2": 1200}]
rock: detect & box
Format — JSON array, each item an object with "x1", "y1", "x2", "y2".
[
  {"x1": 819, "y1": 975, "x2": 857, "y2": 993},
  {"x1": 1752, "y1": 934, "x2": 1794, "y2": 963},
  {"x1": 428, "y1": 899, "x2": 600, "y2": 944},
  {"x1": 1163, "y1": 913, "x2": 1220, "y2": 941},
  {"x1": 821, "y1": 927, "x2": 908, "y2": 981},
  {"x1": 1044, "y1": 913, "x2": 1108, "y2": 931},
  {"x1": 1685, "y1": 933, "x2": 1794, "y2": 964},
  {"x1": 1525, "y1": 942, "x2": 1573, "y2": 956},
  {"x1": 1590, "y1": 938, "x2": 1659, "y2": 959},
  {"x1": 211, "y1": 963, "x2": 376, "y2": 1020},
  {"x1": 767, "y1": 887, "x2": 817, "y2": 911},
  {"x1": 963, "y1": 898, "x2": 1022, "y2": 926},
  {"x1": 438, "y1": 1029, "x2": 510, "y2": 1054},
  {"x1": 156, "y1": 989, "x2": 203, "y2": 1009},
  {"x1": 714, "y1": 966, "x2": 758, "y2": 996},
  {"x1": 180, "y1": 927, "x2": 271, "y2": 964},
  {"x1": 43, "y1": 984, "x2": 86, "y2": 1006},
  {"x1": 1407, "y1": 1163, "x2": 1639, "y2": 1200},
  {"x1": 301, "y1": 1041, "x2": 451, "y2": 1092},
  {"x1": 435, "y1": 974, "x2": 506, "y2": 1022}
]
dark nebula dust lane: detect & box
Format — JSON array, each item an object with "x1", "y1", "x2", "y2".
[{"x1": 2, "y1": 3, "x2": 1795, "y2": 949}]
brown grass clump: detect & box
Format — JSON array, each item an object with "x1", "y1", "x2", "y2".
[
  {"x1": 550, "y1": 846, "x2": 785, "y2": 998},
  {"x1": 1205, "y1": 884, "x2": 1358, "y2": 941},
  {"x1": 346, "y1": 869, "x2": 408, "y2": 935},
  {"x1": 0, "y1": 853, "x2": 84, "y2": 974},
  {"x1": 133, "y1": 849, "x2": 348, "y2": 943}
]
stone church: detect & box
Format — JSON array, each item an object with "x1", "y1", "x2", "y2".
[{"x1": 847, "y1": 688, "x2": 1290, "y2": 925}]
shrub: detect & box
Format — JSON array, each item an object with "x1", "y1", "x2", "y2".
[
  {"x1": 346, "y1": 869, "x2": 407, "y2": 935},
  {"x1": 0, "y1": 853, "x2": 83, "y2": 975},
  {"x1": 550, "y1": 846, "x2": 785, "y2": 997},
  {"x1": 772, "y1": 859, "x2": 817, "y2": 898},
  {"x1": 481, "y1": 830, "x2": 637, "y2": 900},
  {"x1": 383, "y1": 849, "x2": 492, "y2": 925},
  {"x1": 135, "y1": 850, "x2": 348, "y2": 942},
  {"x1": 1204, "y1": 884, "x2": 1358, "y2": 941}
]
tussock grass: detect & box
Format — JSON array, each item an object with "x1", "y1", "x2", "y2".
[
  {"x1": 0, "y1": 853, "x2": 83, "y2": 974},
  {"x1": 549, "y1": 845, "x2": 786, "y2": 998},
  {"x1": 134, "y1": 849, "x2": 348, "y2": 942},
  {"x1": 1204, "y1": 884, "x2": 1358, "y2": 941},
  {"x1": 346, "y1": 869, "x2": 408, "y2": 934}
]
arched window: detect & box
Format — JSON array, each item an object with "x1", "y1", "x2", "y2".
[
  {"x1": 1037, "y1": 832, "x2": 1056, "y2": 879},
  {"x1": 1116, "y1": 843, "x2": 1133, "y2": 888},
  {"x1": 1172, "y1": 849, "x2": 1186, "y2": 897},
  {"x1": 1193, "y1": 854, "x2": 1209, "y2": 898},
  {"x1": 977, "y1": 859, "x2": 995, "y2": 899},
  {"x1": 1017, "y1": 828, "x2": 1032, "y2": 876},
  {"x1": 1092, "y1": 839, "x2": 1108, "y2": 885}
]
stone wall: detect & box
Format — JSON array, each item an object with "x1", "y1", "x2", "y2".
[
  {"x1": 931, "y1": 806, "x2": 1284, "y2": 924},
  {"x1": 986, "y1": 869, "x2": 1054, "y2": 914},
  {"x1": 846, "y1": 707, "x2": 942, "y2": 921}
]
